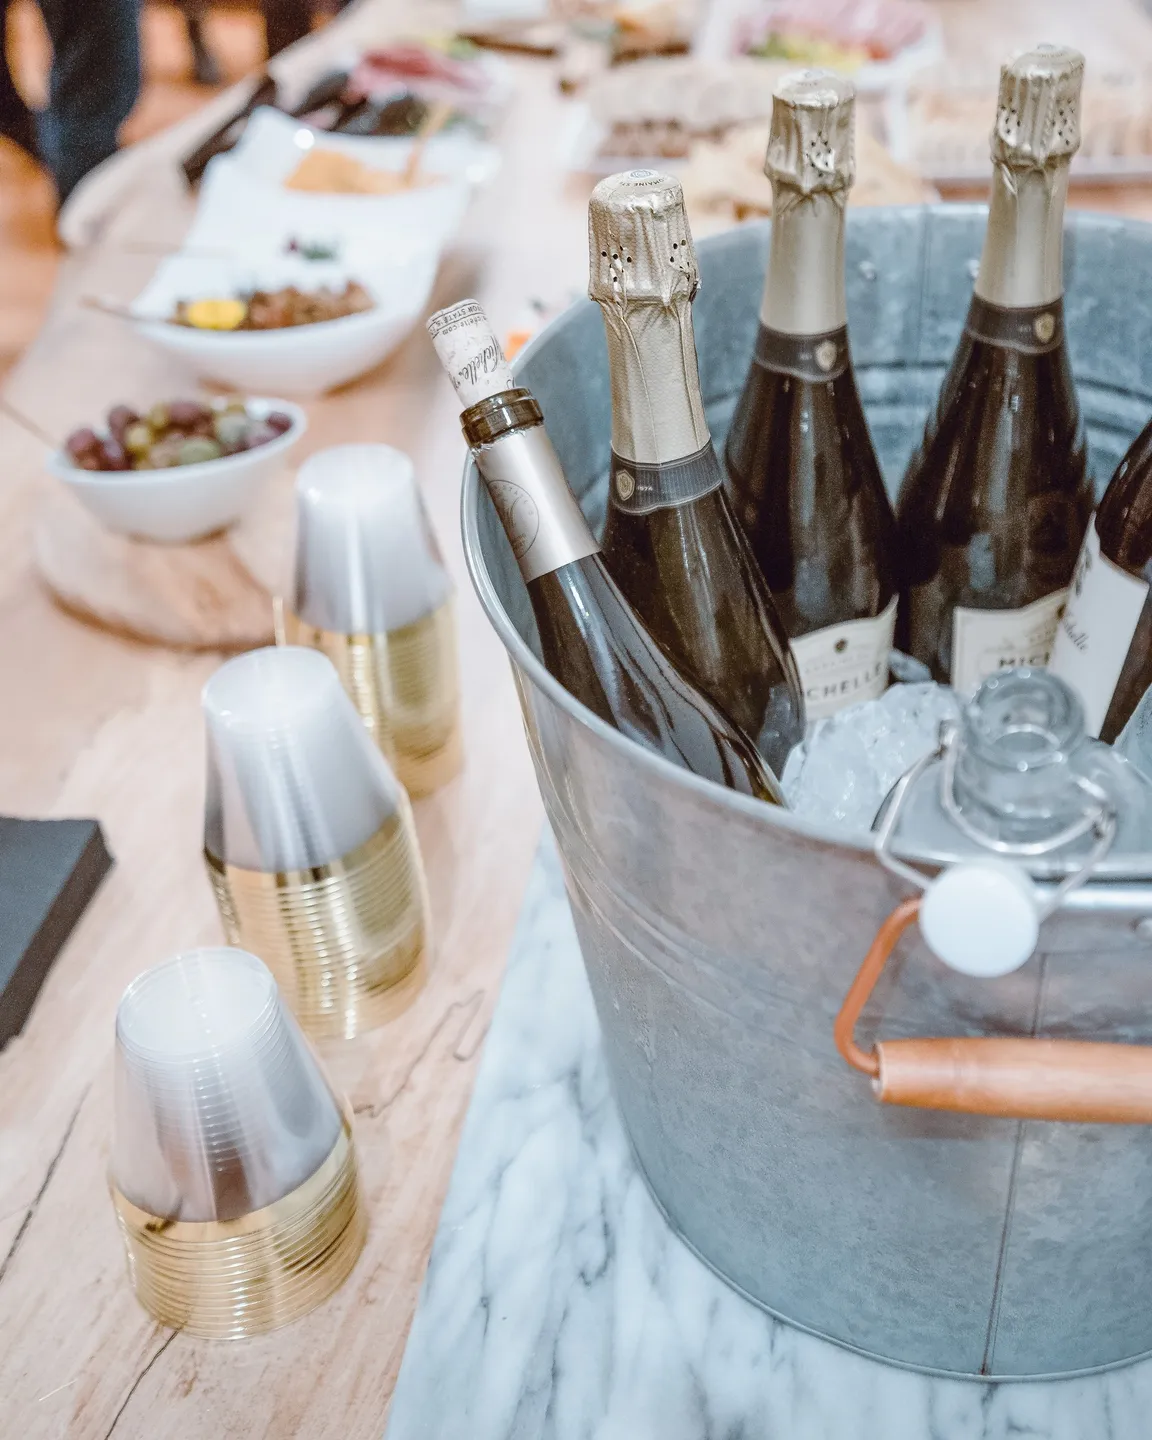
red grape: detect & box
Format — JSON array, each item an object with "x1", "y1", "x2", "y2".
[
  {"x1": 107, "y1": 406, "x2": 139, "y2": 444},
  {"x1": 65, "y1": 427, "x2": 100, "y2": 462}
]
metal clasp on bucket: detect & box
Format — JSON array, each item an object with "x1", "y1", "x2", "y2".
[{"x1": 833, "y1": 726, "x2": 1152, "y2": 1124}]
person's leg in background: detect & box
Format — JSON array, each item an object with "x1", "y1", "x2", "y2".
[
  {"x1": 180, "y1": 0, "x2": 221, "y2": 86},
  {"x1": 36, "y1": 0, "x2": 141, "y2": 201},
  {"x1": 262, "y1": 0, "x2": 312, "y2": 59},
  {"x1": 0, "y1": 0, "x2": 39, "y2": 158}
]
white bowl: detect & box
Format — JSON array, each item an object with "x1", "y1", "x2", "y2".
[
  {"x1": 130, "y1": 252, "x2": 438, "y2": 397},
  {"x1": 221, "y1": 106, "x2": 501, "y2": 193},
  {"x1": 50, "y1": 399, "x2": 306, "y2": 544},
  {"x1": 190, "y1": 156, "x2": 474, "y2": 269}
]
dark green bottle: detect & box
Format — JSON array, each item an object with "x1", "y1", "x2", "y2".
[{"x1": 589, "y1": 168, "x2": 804, "y2": 779}]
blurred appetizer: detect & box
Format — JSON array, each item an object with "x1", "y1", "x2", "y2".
[
  {"x1": 64, "y1": 399, "x2": 294, "y2": 472},
  {"x1": 171, "y1": 282, "x2": 374, "y2": 331}
]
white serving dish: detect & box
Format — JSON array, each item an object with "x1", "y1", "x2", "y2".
[
  {"x1": 180, "y1": 108, "x2": 493, "y2": 265},
  {"x1": 227, "y1": 106, "x2": 501, "y2": 190},
  {"x1": 189, "y1": 156, "x2": 475, "y2": 269},
  {"x1": 50, "y1": 398, "x2": 306, "y2": 544},
  {"x1": 124, "y1": 107, "x2": 490, "y2": 395},
  {"x1": 129, "y1": 249, "x2": 438, "y2": 396}
]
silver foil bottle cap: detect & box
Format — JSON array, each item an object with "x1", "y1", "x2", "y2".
[
  {"x1": 291, "y1": 444, "x2": 451, "y2": 635},
  {"x1": 112, "y1": 947, "x2": 344, "y2": 1222},
  {"x1": 202, "y1": 646, "x2": 400, "y2": 873},
  {"x1": 765, "y1": 69, "x2": 856, "y2": 195},
  {"x1": 588, "y1": 169, "x2": 698, "y2": 307},
  {"x1": 992, "y1": 44, "x2": 1083, "y2": 167}
]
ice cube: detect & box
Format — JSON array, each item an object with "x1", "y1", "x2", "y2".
[
  {"x1": 888, "y1": 649, "x2": 933, "y2": 685},
  {"x1": 1114, "y1": 683, "x2": 1152, "y2": 785},
  {"x1": 783, "y1": 682, "x2": 961, "y2": 835}
]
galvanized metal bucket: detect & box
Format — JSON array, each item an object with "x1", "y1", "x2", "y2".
[{"x1": 462, "y1": 205, "x2": 1152, "y2": 1380}]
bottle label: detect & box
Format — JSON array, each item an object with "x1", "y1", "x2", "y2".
[
  {"x1": 475, "y1": 425, "x2": 600, "y2": 584},
  {"x1": 609, "y1": 442, "x2": 724, "y2": 516},
  {"x1": 951, "y1": 589, "x2": 1068, "y2": 694},
  {"x1": 964, "y1": 295, "x2": 1064, "y2": 355},
  {"x1": 754, "y1": 324, "x2": 849, "y2": 383},
  {"x1": 1049, "y1": 518, "x2": 1150, "y2": 736},
  {"x1": 789, "y1": 597, "x2": 897, "y2": 719}
]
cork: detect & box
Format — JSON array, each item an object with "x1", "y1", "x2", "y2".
[{"x1": 427, "y1": 300, "x2": 515, "y2": 409}]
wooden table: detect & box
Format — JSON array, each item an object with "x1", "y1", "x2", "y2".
[
  {"x1": 6, "y1": 0, "x2": 1152, "y2": 1434},
  {"x1": 0, "y1": 26, "x2": 593, "y2": 1440}
]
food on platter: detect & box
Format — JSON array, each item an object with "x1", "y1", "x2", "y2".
[
  {"x1": 178, "y1": 299, "x2": 248, "y2": 331},
  {"x1": 457, "y1": 19, "x2": 565, "y2": 57},
  {"x1": 610, "y1": 0, "x2": 692, "y2": 63},
  {"x1": 344, "y1": 39, "x2": 504, "y2": 126},
  {"x1": 64, "y1": 399, "x2": 294, "y2": 472},
  {"x1": 679, "y1": 119, "x2": 937, "y2": 230},
  {"x1": 904, "y1": 67, "x2": 1152, "y2": 176},
  {"x1": 734, "y1": 0, "x2": 928, "y2": 67},
  {"x1": 584, "y1": 57, "x2": 794, "y2": 158},
  {"x1": 181, "y1": 38, "x2": 502, "y2": 184},
  {"x1": 283, "y1": 236, "x2": 342, "y2": 261},
  {"x1": 283, "y1": 148, "x2": 439, "y2": 195},
  {"x1": 171, "y1": 281, "x2": 375, "y2": 332}
]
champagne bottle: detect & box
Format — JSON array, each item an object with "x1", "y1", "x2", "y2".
[
  {"x1": 427, "y1": 299, "x2": 784, "y2": 803},
  {"x1": 724, "y1": 71, "x2": 898, "y2": 720},
  {"x1": 1049, "y1": 421, "x2": 1152, "y2": 740},
  {"x1": 589, "y1": 169, "x2": 805, "y2": 778},
  {"x1": 896, "y1": 45, "x2": 1093, "y2": 692}
]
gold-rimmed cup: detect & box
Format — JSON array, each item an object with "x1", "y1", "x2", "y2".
[
  {"x1": 110, "y1": 947, "x2": 367, "y2": 1338},
  {"x1": 202, "y1": 646, "x2": 430, "y2": 1037},
  {"x1": 287, "y1": 443, "x2": 462, "y2": 796}
]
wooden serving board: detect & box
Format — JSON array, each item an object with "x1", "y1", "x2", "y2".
[{"x1": 33, "y1": 484, "x2": 274, "y2": 651}]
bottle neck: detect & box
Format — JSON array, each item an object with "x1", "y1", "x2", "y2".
[
  {"x1": 600, "y1": 297, "x2": 710, "y2": 466},
  {"x1": 760, "y1": 187, "x2": 848, "y2": 336},
  {"x1": 974, "y1": 162, "x2": 1069, "y2": 309},
  {"x1": 470, "y1": 420, "x2": 600, "y2": 585}
]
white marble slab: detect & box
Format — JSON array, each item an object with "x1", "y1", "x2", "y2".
[{"x1": 385, "y1": 835, "x2": 1152, "y2": 1440}]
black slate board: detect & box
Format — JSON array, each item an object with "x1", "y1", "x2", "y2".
[{"x1": 0, "y1": 817, "x2": 113, "y2": 1047}]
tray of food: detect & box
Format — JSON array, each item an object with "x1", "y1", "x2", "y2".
[
  {"x1": 182, "y1": 38, "x2": 510, "y2": 186},
  {"x1": 564, "y1": 0, "x2": 941, "y2": 173},
  {"x1": 716, "y1": 0, "x2": 941, "y2": 86},
  {"x1": 895, "y1": 62, "x2": 1152, "y2": 184}
]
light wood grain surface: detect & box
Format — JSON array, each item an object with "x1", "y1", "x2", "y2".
[
  {"x1": 0, "y1": 33, "x2": 591, "y2": 1440},
  {"x1": 6, "y1": 0, "x2": 1152, "y2": 1435}
]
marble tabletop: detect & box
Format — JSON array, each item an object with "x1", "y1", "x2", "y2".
[{"x1": 385, "y1": 836, "x2": 1152, "y2": 1440}]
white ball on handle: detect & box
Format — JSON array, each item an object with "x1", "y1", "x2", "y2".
[{"x1": 918, "y1": 861, "x2": 1040, "y2": 978}]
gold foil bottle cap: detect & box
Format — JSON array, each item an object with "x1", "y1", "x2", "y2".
[
  {"x1": 765, "y1": 69, "x2": 855, "y2": 195},
  {"x1": 992, "y1": 44, "x2": 1083, "y2": 167},
  {"x1": 588, "y1": 169, "x2": 698, "y2": 307}
]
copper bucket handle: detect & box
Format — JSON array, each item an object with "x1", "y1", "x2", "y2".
[{"x1": 834, "y1": 897, "x2": 1152, "y2": 1124}]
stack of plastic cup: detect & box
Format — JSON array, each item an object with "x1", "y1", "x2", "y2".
[
  {"x1": 203, "y1": 646, "x2": 430, "y2": 1037},
  {"x1": 286, "y1": 443, "x2": 462, "y2": 796},
  {"x1": 110, "y1": 947, "x2": 366, "y2": 1338}
]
